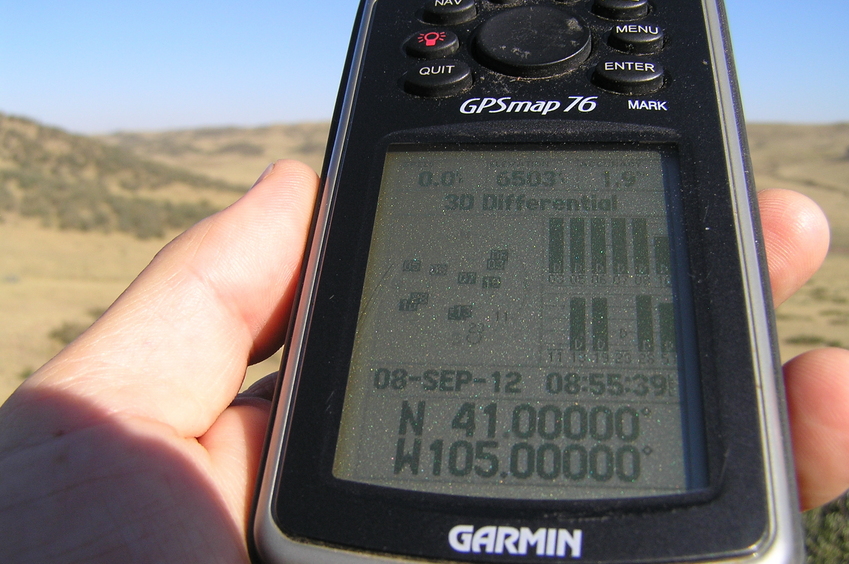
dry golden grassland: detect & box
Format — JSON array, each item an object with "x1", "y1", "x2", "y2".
[
  {"x1": 1, "y1": 120, "x2": 847, "y2": 409},
  {"x1": 0, "y1": 217, "x2": 170, "y2": 392}
]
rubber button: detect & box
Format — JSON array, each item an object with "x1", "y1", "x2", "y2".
[
  {"x1": 421, "y1": 0, "x2": 477, "y2": 25},
  {"x1": 405, "y1": 30, "x2": 460, "y2": 58},
  {"x1": 608, "y1": 22, "x2": 664, "y2": 54},
  {"x1": 403, "y1": 59, "x2": 473, "y2": 97},
  {"x1": 592, "y1": 59, "x2": 664, "y2": 94},
  {"x1": 592, "y1": 0, "x2": 649, "y2": 21},
  {"x1": 473, "y1": 6, "x2": 591, "y2": 78}
]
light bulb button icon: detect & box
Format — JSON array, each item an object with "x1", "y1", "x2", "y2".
[
  {"x1": 404, "y1": 29, "x2": 459, "y2": 59},
  {"x1": 420, "y1": 31, "x2": 446, "y2": 47}
]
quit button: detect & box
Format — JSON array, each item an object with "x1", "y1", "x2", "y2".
[{"x1": 403, "y1": 60, "x2": 472, "y2": 97}]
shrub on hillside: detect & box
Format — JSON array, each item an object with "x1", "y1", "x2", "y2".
[
  {"x1": 164, "y1": 200, "x2": 219, "y2": 229},
  {"x1": 0, "y1": 185, "x2": 13, "y2": 211},
  {"x1": 107, "y1": 196, "x2": 166, "y2": 239}
]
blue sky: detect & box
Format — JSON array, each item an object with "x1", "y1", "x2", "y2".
[{"x1": 1, "y1": 0, "x2": 846, "y2": 134}]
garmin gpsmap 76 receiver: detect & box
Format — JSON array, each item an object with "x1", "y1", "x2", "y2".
[{"x1": 253, "y1": 1, "x2": 803, "y2": 562}]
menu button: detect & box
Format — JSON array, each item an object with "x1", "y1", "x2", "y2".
[{"x1": 609, "y1": 23, "x2": 665, "y2": 54}]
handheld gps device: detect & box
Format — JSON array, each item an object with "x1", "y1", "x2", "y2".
[{"x1": 253, "y1": 0, "x2": 803, "y2": 562}]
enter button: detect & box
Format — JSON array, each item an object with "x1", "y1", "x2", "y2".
[{"x1": 592, "y1": 59, "x2": 665, "y2": 94}]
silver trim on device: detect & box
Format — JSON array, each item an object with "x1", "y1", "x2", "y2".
[
  {"x1": 253, "y1": 1, "x2": 388, "y2": 562},
  {"x1": 700, "y1": 0, "x2": 802, "y2": 562}
]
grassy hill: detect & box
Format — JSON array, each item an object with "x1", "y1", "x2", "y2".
[
  {"x1": 97, "y1": 121, "x2": 329, "y2": 186},
  {"x1": 0, "y1": 113, "x2": 252, "y2": 239}
]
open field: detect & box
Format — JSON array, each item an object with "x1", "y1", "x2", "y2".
[{"x1": 0, "y1": 217, "x2": 170, "y2": 386}]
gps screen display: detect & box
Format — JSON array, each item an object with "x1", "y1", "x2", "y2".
[{"x1": 333, "y1": 146, "x2": 705, "y2": 500}]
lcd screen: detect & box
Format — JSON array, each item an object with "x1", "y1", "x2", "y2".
[{"x1": 333, "y1": 146, "x2": 705, "y2": 500}]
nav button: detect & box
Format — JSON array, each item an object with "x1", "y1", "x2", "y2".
[
  {"x1": 421, "y1": 0, "x2": 477, "y2": 25},
  {"x1": 403, "y1": 60, "x2": 472, "y2": 97},
  {"x1": 592, "y1": 59, "x2": 665, "y2": 95}
]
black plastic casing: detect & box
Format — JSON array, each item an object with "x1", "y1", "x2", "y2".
[{"x1": 253, "y1": 1, "x2": 803, "y2": 562}]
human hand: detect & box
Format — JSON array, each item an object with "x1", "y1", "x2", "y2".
[
  {"x1": 0, "y1": 166, "x2": 841, "y2": 562},
  {"x1": 0, "y1": 160, "x2": 317, "y2": 563}
]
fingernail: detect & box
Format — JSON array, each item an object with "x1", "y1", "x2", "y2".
[{"x1": 251, "y1": 162, "x2": 276, "y2": 189}]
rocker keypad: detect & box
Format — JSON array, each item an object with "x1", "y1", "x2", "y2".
[{"x1": 402, "y1": 0, "x2": 668, "y2": 97}]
